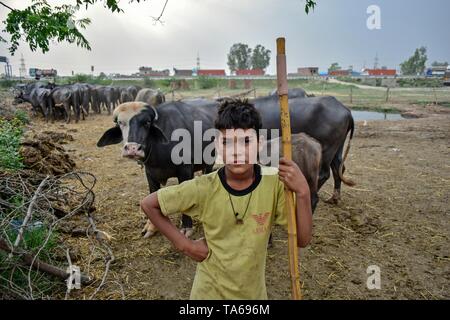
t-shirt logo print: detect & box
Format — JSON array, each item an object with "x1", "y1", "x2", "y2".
[{"x1": 251, "y1": 212, "x2": 270, "y2": 226}]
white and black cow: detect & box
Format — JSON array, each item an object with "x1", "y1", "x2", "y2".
[{"x1": 97, "y1": 101, "x2": 216, "y2": 238}]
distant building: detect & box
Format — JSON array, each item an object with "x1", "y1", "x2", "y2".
[
  {"x1": 29, "y1": 68, "x2": 57, "y2": 78},
  {"x1": 427, "y1": 65, "x2": 448, "y2": 77},
  {"x1": 173, "y1": 68, "x2": 193, "y2": 77},
  {"x1": 297, "y1": 67, "x2": 319, "y2": 77},
  {"x1": 139, "y1": 66, "x2": 170, "y2": 77},
  {"x1": 361, "y1": 68, "x2": 396, "y2": 77},
  {"x1": 329, "y1": 70, "x2": 350, "y2": 77},
  {"x1": 197, "y1": 69, "x2": 226, "y2": 76},
  {"x1": 235, "y1": 69, "x2": 265, "y2": 76}
]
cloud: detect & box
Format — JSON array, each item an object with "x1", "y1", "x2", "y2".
[{"x1": 1, "y1": 0, "x2": 449, "y2": 76}]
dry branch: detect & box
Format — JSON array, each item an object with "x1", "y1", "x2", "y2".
[
  {"x1": 0, "y1": 170, "x2": 115, "y2": 299},
  {"x1": 9, "y1": 176, "x2": 50, "y2": 258},
  {"x1": 0, "y1": 238, "x2": 92, "y2": 285}
]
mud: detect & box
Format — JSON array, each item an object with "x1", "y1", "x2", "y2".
[{"x1": 20, "y1": 101, "x2": 450, "y2": 300}]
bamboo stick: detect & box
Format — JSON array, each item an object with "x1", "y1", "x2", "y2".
[{"x1": 276, "y1": 37, "x2": 302, "y2": 300}]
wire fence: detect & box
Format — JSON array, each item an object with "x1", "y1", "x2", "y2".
[
  {"x1": 160, "y1": 80, "x2": 450, "y2": 109},
  {"x1": 307, "y1": 84, "x2": 450, "y2": 108}
]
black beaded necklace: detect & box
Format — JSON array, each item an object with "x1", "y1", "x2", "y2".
[
  {"x1": 227, "y1": 191, "x2": 253, "y2": 225},
  {"x1": 225, "y1": 167, "x2": 255, "y2": 225}
]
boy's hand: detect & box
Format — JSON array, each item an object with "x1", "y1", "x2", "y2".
[
  {"x1": 278, "y1": 158, "x2": 310, "y2": 196},
  {"x1": 183, "y1": 238, "x2": 209, "y2": 262}
]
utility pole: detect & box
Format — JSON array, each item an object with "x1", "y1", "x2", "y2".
[
  {"x1": 374, "y1": 53, "x2": 379, "y2": 69},
  {"x1": 196, "y1": 52, "x2": 201, "y2": 71},
  {"x1": 20, "y1": 54, "x2": 27, "y2": 79}
]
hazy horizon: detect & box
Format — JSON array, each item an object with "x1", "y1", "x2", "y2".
[{"x1": 1, "y1": 0, "x2": 449, "y2": 76}]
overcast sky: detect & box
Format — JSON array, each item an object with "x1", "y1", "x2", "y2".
[{"x1": 1, "y1": 0, "x2": 449, "y2": 76}]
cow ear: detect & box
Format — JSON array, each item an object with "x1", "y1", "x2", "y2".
[
  {"x1": 149, "y1": 125, "x2": 168, "y2": 144},
  {"x1": 97, "y1": 126, "x2": 123, "y2": 147}
]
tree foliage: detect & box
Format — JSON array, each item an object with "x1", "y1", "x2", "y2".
[
  {"x1": 1, "y1": 1, "x2": 92, "y2": 55},
  {"x1": 228, "y1": 43, "x2": 272, "y2": 73},
  {"x1": 328, "y1": 62, "x2": 341, "y2": 72},
  {"x1": 1, "y1": 0, "x2": 317, "y2": 55},
  {"x1": 400, "y1": 46, "x2": 428, "y2": 76},
  {"x1": 227, "y1": 43, "x2": 253, "y2": 73},
  {"x1": 251, "y1": 45, "x2": 271, "y2": 71},
  {"x1": 0, "y1": 0, "x2": 146, "y2": 54}
]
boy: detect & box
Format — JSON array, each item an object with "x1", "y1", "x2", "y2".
[{"x1": 140, "y1": 99, "x2": 312, "y2": 299}]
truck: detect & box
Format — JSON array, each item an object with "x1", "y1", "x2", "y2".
[{"x1": 29, "y1": 68, "x2": 57, "y2": 79}]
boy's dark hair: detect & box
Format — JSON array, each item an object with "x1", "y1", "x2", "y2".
[{"x1": 215, "y1": 99, "x2": 262, "y2": 136}]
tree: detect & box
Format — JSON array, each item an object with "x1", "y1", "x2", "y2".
[
  {"x1": 1, "y1": 0, "x2": 317, "y2": 55},
  {"x1": 328, "y1": 62, "x2": 341, "y2": 73},
  {"x1": 400, "y1": 46, "x2": 428, "y2": 76},
  {"x1": 251, "y1": 45, "x2": 271, "y2": 71},
  {"x1": 227, "y1": 43, "x2": 252, "y2": 73}
]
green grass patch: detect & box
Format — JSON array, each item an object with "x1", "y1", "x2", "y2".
[
  {"x1": 0, "y1": 210, "x2": 62, "y2": 298},
  {"x1": 0, "y1": 115, "x2": 26, "y2": 170}
]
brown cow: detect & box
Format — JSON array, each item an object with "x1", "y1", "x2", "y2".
[{"x1": 261, "y1": 132, "x2": 322, "y2": 211}]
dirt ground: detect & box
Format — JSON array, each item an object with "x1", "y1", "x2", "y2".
[{"x1": 17, "y1": 98, "x2": 450, "y2": 300}]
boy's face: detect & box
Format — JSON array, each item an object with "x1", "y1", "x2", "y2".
[{"x1": 215, "y1": 128, "x2": 261, "y2": 175}]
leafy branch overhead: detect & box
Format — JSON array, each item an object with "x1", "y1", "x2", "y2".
[
  {"x1": 1, "y1": 1, "x2": 92, "y2": 55},
  {"x1": 0, "y1": 0, "x2": 317, "y2": 55}
]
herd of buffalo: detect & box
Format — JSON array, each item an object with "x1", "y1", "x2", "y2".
[
  {"x1": 14, "y1": 82, "x2": 356, "y2": 238},
  {"x1": 14, "y1": 82, "x2": 164, "y2": 123}
]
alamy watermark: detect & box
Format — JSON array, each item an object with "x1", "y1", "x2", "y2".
[
  {"x1": 366, "y1": 265, "x2": 381, "y2": 290},
  {"x1": 367, "y1": 5, "x2": 381, "y2": 30},
  {"x1": 66, "y1": 265, "x2": 81, "y2": 291},
  {"x1": 169, "y1": 123, "x2": 281, "y2": 167}
]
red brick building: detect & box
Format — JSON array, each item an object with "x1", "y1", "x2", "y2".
[
  {"x1": 139, "y1": 67, "x2": 170, "y2": 77},
  {"x1": 235, "y1": 69, "x2": 265, "y2": 76},
  {"x1": 362, "y1": 68, "x2": 397, "y2": 76},
  {"x1": 297, "y1": 67, "x2": 319, "y2": 77},
  {"x1": 197, "y1": 69, "x2": 226, "y2": 76},
  {"x1": 173, "y1": 68, "x2": 193, "y2": 77},
  {"x1": 329, "y1": 70, "x2": 351, "y2": 77}
]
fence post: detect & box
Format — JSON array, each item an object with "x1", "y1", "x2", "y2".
[
  {"x1": 350, "y1": 86, "x2": 353, "y2": 104},
  {"x1": 385, "y1": 87, "x2": 390, "y2": 103}
]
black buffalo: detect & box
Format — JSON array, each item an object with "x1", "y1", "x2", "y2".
[
  {"x1": 97, "y1": 101, "x2": 217, "y2": 238},
  {"x1": 191, "y1": 95, "x2": 355, "y2": 207},
  {"x1": 250, "y1": 95, "x2": 355, "y2": 206},
  {"x1": 269, "y1": 87, "x2": 309, "y2": 98}
]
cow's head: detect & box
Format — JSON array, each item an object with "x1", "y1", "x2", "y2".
[
  {"x1": 12, "y1": 86, "x2": 25, "y2": 104},
  {"x1": 97, "y1": 102, "x2": 168, "y2": 161}
]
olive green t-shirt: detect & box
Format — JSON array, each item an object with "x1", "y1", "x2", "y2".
[{"x1": 157, "y1": 165, "x2": 286, "y2": 300}]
